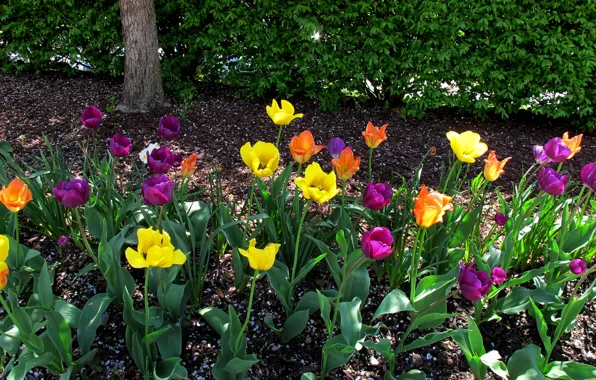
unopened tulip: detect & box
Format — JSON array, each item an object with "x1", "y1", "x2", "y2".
[
  {"x1": 362, "y1": 181, "x2": 392, "y2": 211},
  {"x1": 580, "y1": 162, "x2": 596, "y2": 192},
  {"x1": 331, "y1": 147, "x2": 360, "y2": 181},
  {"x1": 484, "y1": 151, "x2": 511, "y2": 182},
  {"x1": 362, "y1": 122, "x2": 388, "y2": 149},
  {"x1": 327, "y1": 137, "x2": 346, "y2": 159},
  {"x1": 147, "y1": 146, "x2": 179, "y2": 173},
  {"x1": 238, "y1": 238, "x2": 280, "y2": 271},
  {"x1": 57, "y1": 235, "x2": 69, "y2": 247},
  {"x1": 0, "y1": 234, "x2": 9, "y2": 291},
  {"x1": 181, "y1": 153, "x2": 199, "y2": 178},
  {"x1": 141, "y1": 175, "x2": 173, "y2": 206},
  {"x1": 361, "y1": 227, "x2": 394, "y2": 260},
  {"x1": 570, "y1": 259, "x2": 586, "y2": 275},
  {"x1": 53, "y1": 178, "x2": 90, "y2": 208},
  {"x1": 0, "y1": 178, "x2": 33, "y2": 212},
  {"x1": 544, "y1": 138, "x2": 571, "y2": 163},
  {"x1": 538, "y1": 167, "x2": 568, "y2": 196},
  {"x1": 266, "y1": 99, "x2": 303, "y2": 126},
  {"x1": 110, "y1": 134, "x2": 132, "y2": 157},
  {"x1": 289, "y1": 130, "x2": 325, "y2": 164},
  {"x1": 159, "y1": 115, "x2": 181, "y2": 141},
  {"x1": 533, "y1": 145, "x2": 551, "y2": 165},
  {"x1": 459, "y1": 262, "x2": 492, "y2": 302},
  {"x1": 490, "y1": 267, "x2": 507, "y2": 284},
  {"x1": 81, "y1": 106, "x2": 102, "y2": 129},
  {"x1": 495, "y1": 213, "x2": 508, "y2": 227}
]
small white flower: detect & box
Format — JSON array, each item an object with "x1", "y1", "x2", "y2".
[{"x1": 139, "y1": 143, "x2": 159, "y2": 164}]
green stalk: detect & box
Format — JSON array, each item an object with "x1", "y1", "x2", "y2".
[
  {"x1": 73, "y1": 207, "x2": 97, "y2": 263},
  {"x1": 144, "y1": 268, "x2": 151, "y2": 354},
  {"x1": 290, "y1": 201, "x2": 311, "y2": 283},
  {"x1": 341, "y1": 180, "x2": 346, "y2": 214},
  {"x1": 275, "y1": 126, "x2": 284, "y2": 148},
  {"x1": 474, "y1": 301, "x2": 482, "y2": 321},
  {"x1": 242, "y1": 176, "x2": 256, "y2": 245},
  {"x1": 13, "y1": 213, "x2": 19, "y2": 269},
  {"x1": 368, "y1": 148, "x2": 374, "y2": 181},
  {"x1": 235, "y1": 270, "x2": 258, "y2": 351},
  {"x1": 409, "y1": 228, "x2": 426, "y2": 303},
  {"x1": 156, "y1": 206, "x2": 165, "y2": 231}
]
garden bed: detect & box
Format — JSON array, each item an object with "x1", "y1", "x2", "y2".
[{"x1": 1, "y1": 72, "x2": 595, "y2": 380}]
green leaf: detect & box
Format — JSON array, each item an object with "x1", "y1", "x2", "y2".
[
  {"x1": 481, "y1": 350, "x2": 509, "y2": 379},
  {"x1": 301, "y1": 373, "x2": 317, "y2": 380},
  {"x1": 449, "y1": 205, "x2": 482, "y2": 248},
  {"x1": 553, "y1": 296, "x2": 588, "y2": 344},
  {"x1": 395, "y1": 370, "x2": 427, "y2": 380},
  {"x1": 529, "y1": 299, "x2": 552, "y2": 354},
  {"x1": 154, "y1": 357, "x2": 188, "y2": 380},
  {"x1": 223, "y1": 357, "x2": 259, "y2": 376},
  {"x1": 373, "y1": 289, "x2": 413, "y2": 320},
  {"x1": 398, "y1": 330, "x2": 467, "y2": 353},
  {"x1": 37, "y1": 262, "x2": 55, "y2": 309},
  {"x1": 291, "y1": 252, "x2": 327, "y2": 286},
  {"x1": 321, "y1": 336, "x2": 356, "y2": 376},
  {"x1": 317, "y1": 290, "x2": 332, "y2": 333},
  {"x1": 156, "y1": 325, "x2": 182, "y2": 359},
  {"x1": 199, "y1": 307, "x2": 229, "y2": 337},
  {"x1": 339, "y1": 298, "x2": 362, "y2": 347},
  {"x1": 77, "y1": 293, "x2": 112, "y2": 355},
  {"x1": 507, "y1": 344, "x2": 546, "y2": 380},
  {"x1": 266, "y1": 265, "x2": 291, "y2": 313},
  {"x1": 144, "y1": 325, "x2": 172, "y2": 346},
  {"x1": 7, "y1": 352, "x2": 52, "y2": 380},
  {"x1": 343, "y1": 267, "x2": 370, "y2": 305},
  {"x1": 410, "y1": 313, "x2": 456, "y2": 332},
  {"x1": 543, "y1": 361, "x2": 596, "y2": 379},
  {"x1": 45, "y1": 311, "x2": 73, "y2": 364},
  {"x1": 281, "y1": 310, "x2": 310, "y2": 343},
  {"x1": 561, "y1": 221, "x2": 596, "y2": 254}
]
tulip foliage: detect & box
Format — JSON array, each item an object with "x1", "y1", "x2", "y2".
[{"x1": 0, "y1": 101, "x2": 595, "y2": 380}]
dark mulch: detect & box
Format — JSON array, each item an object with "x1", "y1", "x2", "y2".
[{"x1": 1, "y1": 71, "x2": 595, "y2": 379}]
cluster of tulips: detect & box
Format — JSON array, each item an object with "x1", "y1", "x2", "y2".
[{"x1": 0, "y1": 98, "x2": 595, "y2": 380}]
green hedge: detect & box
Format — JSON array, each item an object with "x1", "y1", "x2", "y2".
[{"x1": 2, "y1": 1, "x2": 595, "y2": 129}]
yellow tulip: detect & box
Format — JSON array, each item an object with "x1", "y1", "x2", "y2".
[
  {"x1": 125, "y1": 227, "x2": 186, "y2": 268},
  {"x1": 266, "y1": 99, "x2": 303, "y2": 126},
  {"x1": 446, "y1": 131, "x2": 488, "y2": 163},
  {"x1": 239, "y1": 238, "x2": 280, "y2": 271},
  {"x1": 484, "y1": 151, "x2": 511, "y2": 182},
  {"x1": 0, "y1": 235, "x2": 9, "y2": 291},
  {"x1": 240, "y1": 141, "x2": 280, "y2": 178},
  {"x1": 294, "y1": 162, "x2": 339, "y2": 204}
]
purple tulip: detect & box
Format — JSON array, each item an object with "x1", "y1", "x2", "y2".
[
  {"x1": 570, "y1": 259, "x2": 587, "y2": 275},
  {"x1": 581, "y1": 162, "x2": 596, "y2": 192},
  {"x1": 458, "y1": 263, "x2": 492, "y2": 302},
  {"x1": 147, "y1": 146, "x2": 179, "y2": 173},
  {"x1": 110, "y1": 134, "x2": 132, "y2": 157},
  {"x1": 363, "y1": 181, "x2": 393, "y2": 211},
  {"x1": 141, "y1": 175, "x2": 174, "y2": 206},
  {"x1": 57, "y1": 235, "x2": 69, "y2": 247},
  {"x1": 327, "y1": 138, "x2": 346, "y2": 159},
  {"x1": 533, "y1": 145, "x2": 551, "y2": 165},
  {"x1": 53, "y1": 179, "x2": 90, "y2": 208},
  {"x1": 490, "y1": 267, "x2": 507, "y2": 284},
  {"x1": 538, "y1": 167, "x2": 568, "y2": 196},
  {"x1": 159, "y1": 115, "x2": 181, "y2": 141},
  {"x1": 495, "y1": 213, "x2": 508, "y2": 227},
  {"x1": 81, "y1": 106, "x2": 102, "y2": 129},
  {"x1": 544, "y1": 138, "x2": 571, "y2": 163},
  {"x1": 361, "y1": 227, "x2": 394, "y2": 260}
]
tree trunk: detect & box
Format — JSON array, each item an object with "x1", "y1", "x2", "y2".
[{"x1": 117, "y1": 0, "x2": 167, "y2": 113}]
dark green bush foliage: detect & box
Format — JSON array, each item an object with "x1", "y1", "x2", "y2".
[{"x1": 2, "y1": 1, "x2": 595, "y2": 128}]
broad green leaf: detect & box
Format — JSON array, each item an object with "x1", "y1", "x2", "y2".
[
  {"x1": 398, "y1": 330, "x2": 467, "y2": 353},
  {"x1": 45, "y1": 311, "x2": 72, "y2": 364},
  {"x1": 339, "y1": 298, "x2": 362, "y2": 347},
  {"x1": 199, "y1": 307, "x2": 229, "y2": 337},
  {"x1": 529, "y1": 299, "x2": 552, "y2": 354},
  {"x1": 507, "y1": 344, "x2": 546, "y2": 380},
  {"x1": 561, "y1": 221, "x2": 596, "y2": 254},
  {"x1": 37, "y1": 262, "x2": 54, "y2": 309},
  {"x1": 281, "y1": 310, "x2": 310, "y2": 343},
  {"x1": 77, "y1": 293, "x2": 112, "y2": 355},
  {"x1": 223, "y1": 357, "x2": 259, "y2": 376},
  {"x1": 481, "y1": 350, "x2": 509, "y2": 379},
  {"x1": 543, "y1": 361, "x2": 596, "y2": 379},
  {"x1": 373, "y1": 289, "x2": 413, "y2": 320},
  {"x1": 154, "y1": 357, "x2": 188, "y2": 380}
]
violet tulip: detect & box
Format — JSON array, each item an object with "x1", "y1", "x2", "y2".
[
  {"x1": 544, "y1": 138, "x2": 571, "y2": 163},
  {"x1": 110, "y1": 134, "x2": 132, "y2": 157},
  {"x1": 361, "y1": 227, "x2": 394, "y2": 260},
  {"x1": 490, "y1": 267, "x2": 507, "y2": 284},
  {"x1": 538, "y1": 167, "x2": 568, "y2": 196},
  {"x1": 458, "y1": 263, "x2": 492, "y2": 302},
  {"x1": 581, "y1": 162, "x2": 596, "y2": 192},
  {"x1": 53, "y1": 179, "x2": 90, "y2": 208},
  {"x1": 327, "y1": 137, "x2": 346, "y2": 159},
  {"x1": 533, "y1": 145, "x2": 551, "y2": 165},
  {"x1": 141, "y1": 175, "x2": 174, "y2": 206},
  {"x1": 81, "y1": 106, "x2": 102, "y2": 129},
  {"x1": 57, "y1": 235, "x2": 69, "y2": 247},
  {"x1": 363, "y1": 181, "x2": 393, "y2": 211},
  {"x1": 147, "y1": 146, "x2": 181, "y2": 173},
  {"x1": 495, "y1": 213, "x2": 508, "y2": 227},
  {"x1": 570, "y1": 259, "x2": 586, "y2": 275},
  {"x1": 159, "y1": 115, "x2": 181, "y2": 141}
]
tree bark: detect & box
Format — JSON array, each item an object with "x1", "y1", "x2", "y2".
[{"x1": 117, "y1": 0, "x2": 167, "y2": 113}]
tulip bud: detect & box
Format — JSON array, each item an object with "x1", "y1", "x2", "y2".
[
  {"x1": 53, "y1": 179, "x2": 90, "y2": 208},
  {"x1": 361, "y1": 227, "x2": 394, "y2": 260},
  {"x1": 141, "y1": 175, "x2": 174, "y2": 206},
  {"x1": 81, "y1": 106, "x2": 102, "y2": 129}
]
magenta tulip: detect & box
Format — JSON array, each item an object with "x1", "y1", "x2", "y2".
[
  {"x1": 110, "y1": 134, "x2": 132, "y2": 157},
  {"x1": 147, "y1": 146, "x2": 181, "y2": 173},
  {"x1": 159, "y1": 115, "x2": 181, "y2": 141},
  {"x1": 495, "y1": 213, "x2": 508, "y2": 227},
  {"x1": 581, "y1": 162, "x2": 596, "y2": 192},
  {"x1": 538, "y1": 167, "x2": 568, "y2": 196},
  {"x1": 490, "y1": 267, "x2": 507, "y2": 284},
  {"x1": 363, "y1": 181, "x2": 392, "y2": 211},
  {"x1": 81, "y1": 106, "x2": 102, "y2": 129},
  {"x1": 361, "y1": 227, "x2": 393, "y2": 260},
  {"x1": 327, "y1": 138, "x2": 346, "y2": 159},
  {"x1": 533, "y1": 145, "x2": 551, "y2": 165},
  {"x1": 458, "y1": 263, "x2": 492, "y2": 302},
  {"x1": 544, "y1": 138, "x2": 571, "y2": 163},
  {"x1": 53, "y1": 179, "x2": 90, "y2": 208},
  {"x1": 570, "y1": 259, "x2": 586, "y2": 275},
  {"x1": 57, "y1": 235, "x2": 69, "y2": 247},
  {"x1": 141, "y1": 175, "x2": 174, "y2": 206}
]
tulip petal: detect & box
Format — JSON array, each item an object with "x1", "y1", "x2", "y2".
[
  {"x1": 146, "y1": 246, "x2": 170, "y2": 268},
  {"x1": 172, "y1": 249, "x2": 187, "y2": 265},
  {"x1": 125, "y1": 248, "x2": 148, "y2": 268}
]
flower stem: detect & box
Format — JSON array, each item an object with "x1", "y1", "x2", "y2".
[
  {"x1": 235, "y1": 270, "x2": 258, "y2": 351},
  {"x1": 474, "y1": 301, "x2": 482, "y2": 321},
  {"x1": 368, "y1": 148, "x2": 374, "y2": 181},
  {"x1": 144, "y1": 267, "x2": 151, "y2": 354},
  {"x1": 73, "y1": 207, "x2": 97, "y2": 263},
  {"x1": 290, "y1": 201, "x2": 311, "y2": 283},
  {"x1": 156, "y1": 206, "x2": 165, "y2": 231},
  {"x1": 341, "y1": 180, "x2": 346, "y2": 214},
  {"x1": 275, "y1": 126, "x2": 284, "y2": 148},
  {"x1": 242, "y1": 176, "x2": 256, "y2": 245},
  {"x1": 13, "y1": 212, "x2": 19, "y2": 269},
  {"x1": 409, "y1": 228, "x2": 426, "y2": 303}
]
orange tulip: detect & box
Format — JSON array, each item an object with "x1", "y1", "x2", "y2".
[
  {"x1": 331, "y1": 147, "x2": 361, "y2": 181},
  {"x1": 181, "y1": 153, "x2": 198, "y2": 178},
  {"x1": 289, "y1": 130, "x2": 325, "y2": 164},
  {"x1": 561, "y1": 132, "x2": 582, "y2": 159},
  {"x1": 484, "y1": 151, "x2": 511, "y2": 182},
  {"x1": 362, "y1": 121, "x2": 388, "y2": 149},
  {"x1": 414, "y1": 185, "x2": 453, "y2": 228},
  {"x1": 0, "y1": 178, "x2": 32, "y2": 212}
]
